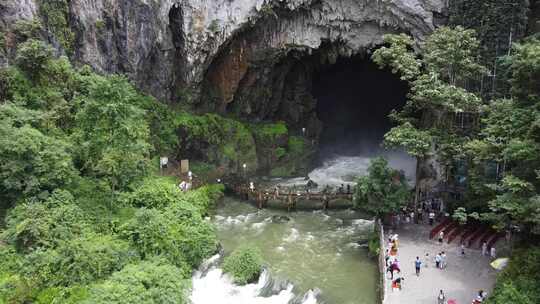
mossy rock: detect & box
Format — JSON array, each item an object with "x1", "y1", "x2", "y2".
[{"x1": 175, "y1": 112, "x2": 258, "y2": 173}]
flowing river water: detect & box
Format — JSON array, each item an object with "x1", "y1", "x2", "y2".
[{"x1": 190, "y1": 152, "x2": 416, "y2": 304}]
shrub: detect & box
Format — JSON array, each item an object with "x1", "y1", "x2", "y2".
[
  {"x1": 1, "y1": 190, "x2": 88, "y2": 252},
  {"x1": 123, "y1": 177, "x2": 182, "y2": 209},
  {"x1": 120, "y1": 207, "x2": 217, "y2": 268},
  {"x1": 222, "y1": 246, "x2": 264, "y2": 285},
  {"x1": 84, "y1": 259, "x2": 190, "y2": 304},
  {"x1": 487, "y1": 246, "x2": 540, "y2": 304},
  {"x1": 15, "y1": 39, "x2": 53, "y2": 78},
  {"x1": 367, "y1": 231, "x2": 380, "y2": 258},
  {"x1": 354, "y1": 157, "x2": 411, "y2": 217},
  {"x1": 0, "y1": 121, "x2": 77, "y2": 202},
  {"x1": 179, "y1": 184, "x2": 224, "y2": 214},
  {"x1": 21, "y1": 233, "x2": 138, "y2": 287}
]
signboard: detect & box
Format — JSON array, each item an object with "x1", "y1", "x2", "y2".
[{"x1": 180, "y1": 159, "x2": 189, "y2": 173}]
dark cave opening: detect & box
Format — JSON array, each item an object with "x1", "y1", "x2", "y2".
[{"x1": 312, "y1": 55, "x2": 409, "y2": 156}]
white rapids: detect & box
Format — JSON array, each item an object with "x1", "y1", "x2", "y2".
[
  {"x1": 190, "y1": 261, "x2": 317, "y2": 304},
  {"x1": 274, "y1": 150, "x2": 416, "y2": 189}
]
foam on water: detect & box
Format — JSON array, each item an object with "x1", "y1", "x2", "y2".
[
  {"x1": 198, "y1": 187, "x2": 379, "y2": 303},
  {"x1": 190, "y1": 267, "x2": 319, "y2": 304},
  {"x1": 275, "y1": 150, "x2": 416, "y2": 189}
]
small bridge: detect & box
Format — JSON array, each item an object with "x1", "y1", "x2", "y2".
[{"x1": 228, "y1": 184, "x2": 354, "y2": 211}]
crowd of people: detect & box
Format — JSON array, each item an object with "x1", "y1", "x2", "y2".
[{"x1": 384, "y1": 215, "x2": 498, "y2": 304}]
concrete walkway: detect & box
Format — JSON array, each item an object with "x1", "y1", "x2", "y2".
[{"x1": 383, "y1": 223, "x2": 497, "y2": 304}]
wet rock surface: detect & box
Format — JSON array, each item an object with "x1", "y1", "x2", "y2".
[{"x1": 1, "y1": 0, "x2": 447, "y2": 106}]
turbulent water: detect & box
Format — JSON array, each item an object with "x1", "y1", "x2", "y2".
[
  {"x1": 270, "y1": 149, "x2": 416, "y2": 190},
  {"x1": 190, "y1": 198, "x2": 378, "y2": 304},
  {"x1": 189, "y1": 152, "x2": 413, "y2": 303}
]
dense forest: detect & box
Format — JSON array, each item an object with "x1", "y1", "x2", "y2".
[
  {"x1": 0, "y1": 1, "x2": 539, "y2": 303},
  {"x1": 369, "y1": 25, "x2": 540, "y2": 304}
]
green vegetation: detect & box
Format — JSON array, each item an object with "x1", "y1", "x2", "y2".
[
  {"x1": 84, "y1": 259, "x2": 190, "y2": 304},
  {"x1": 38, "y1": 0, "x2": 75, "y2": 55},
  {"x1": 0, "y1": 39, "x2": 223, "y2": 303},
  {"x1": 222, "y1": 246, "x2": 264, "y2": 285},
  {"x1": 366, "y1": 231, "x2": 381, "y2": 258},
  {"x1": 175, "y1": 111, "x2": 258, "y2": 172},
  {"x1": 487, "y1": 247, "x2": 540, "y2": 304},
  {"x1": 449, "y1": 0, "x2": 530, "y2": 98},
  {"x1": 354, "y1": 157, "x2": 411, "y2": 217},
  {"x1": 374, "y1": 26, "x2": 540, "y2": 302}
]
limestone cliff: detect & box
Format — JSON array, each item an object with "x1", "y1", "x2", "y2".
[
  {"x1": 0, "y1": 0, "x2": 447, "y2": 177},
  {"x1": 0, "y1": 0, "x2": 447, "y2": 104}
]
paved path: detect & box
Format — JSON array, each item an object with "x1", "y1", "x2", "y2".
[{"x1": 383, "y1": 223, "x2": 497, "y2": 304}]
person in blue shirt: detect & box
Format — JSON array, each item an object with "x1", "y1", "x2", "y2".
[{"x1": 415, "y1": 256, "x2": 422, "y2": 276}]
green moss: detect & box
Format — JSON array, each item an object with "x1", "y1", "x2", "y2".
[
  {"x1": 175, "y1": 111, "x2": 258, "y2": 171},
  {"x1": 38, "y1": 0, "x2": 75, "y2": 55},
  {"x1": 12, "y1": 19, "x2": 43, "y2": 42},
  {"x1": 269, "y1": 165, "x2": 295, "y2": 177},
  {"x1": 95, "y1": 20, "x2": 105, "y2": 31},
  {"x1": 190, "y1": 161, "x2": 217, "y2": 176},
  {"x1": 250, "y1": 121, "x2": 288, "y2": 141},
  {"x1": 275, "y1": 147, "x2": 286, "y2": 159},
  {"x1": 288, "y1": 136, "x2": 305, "y2": 155}
]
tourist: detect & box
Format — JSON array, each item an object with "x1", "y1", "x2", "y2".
[
  {"x1": 429, "y1": 211, "x2": 435, "y2": 225},
  {"x1": 438, "y1": 230, "x2": 445, "y2": 244},
  {"x1": 249, "y1": 182, "x2": 255, "y2": 192},
  {"x1": 481, "y1": 242, "x2": 488, "y2": 256},
  {"x1": 437, "y1": 290, "x2": 446, "y2": 304},
  {"x1": 178, "y1": 180, "x2": 187, "y2": 192},
  {"x1": 386, "y1": 258, "x2": 394, "y2": 279},
  {"x1": 414, "y1": 256, "x2": 422, "y2": 276},
  {"x1": 424, "y1": 253, "x2": 430, "y2": 268},
  {"x1": 490, "y1": 246, "x2": 496, "y2": 259},
  {"x1": 460, "y1": 243, "x2": 466, "y2": 257},
  {"x1": 392, "y1": 271, "x2": 403, "y2": 291},
  {"x1": 472, "y1": 290, "x2": 486, "y2": 303},
  {"x1": 410, "y1": 210, "x2": 415, "y2": 224},
  {"x1": 435, "y1": 253, "x2": 441, "y2": 269},
  {"x1": 441, "y1": 251, "x2": 447, "y2": 269}
]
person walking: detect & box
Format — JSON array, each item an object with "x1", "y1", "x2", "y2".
[
  {"x1": 435, "y1": 253, "x2": 441, "y2": 269},
  {"x1": 441, "y1": 251, "x2": 447, "y2": 269},
  {"x1": 460, "y1": 243, "x2": 466, "y2": 257},
  {"x1": 490, "y1": 246, "x2": 497, "y2": 259},
  {"x1": 414, "y1": 256, "x2": 422, "y2": 276},
  {"x1": 437, "y1": 290, "x2": 446, "y2": 304},
  {"x1": 481, "y1": 242, "x2": 488, "y2": 256},
  {"x1": 429, "y1": 211, "x2": 435, "y2": 225},
  {"x1": 438, "y1": 230, "x2": 445, "y2": 244}
]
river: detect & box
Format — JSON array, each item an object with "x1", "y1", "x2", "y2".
[{"x1": 190, "y1": 152, "x2": 415, "y2": 304}]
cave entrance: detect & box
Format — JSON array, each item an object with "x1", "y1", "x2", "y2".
[{"x1": 312, "y1": 55, "x2": 409, "y2": 157}]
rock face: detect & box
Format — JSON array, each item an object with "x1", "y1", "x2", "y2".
[
  {"x1": 0, "y1": 0, "x2": 447, "y2": 176},
  {"x1": 0, "y1": 0, "x2": 447, "y2": 111},
  {"x1": 0, "y1": 0, "x2": 38, "y2": 67}
]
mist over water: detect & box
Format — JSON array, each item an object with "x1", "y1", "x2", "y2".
[{"x1": 307, "y1": 55, "x2": 415, "y2": 187}]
